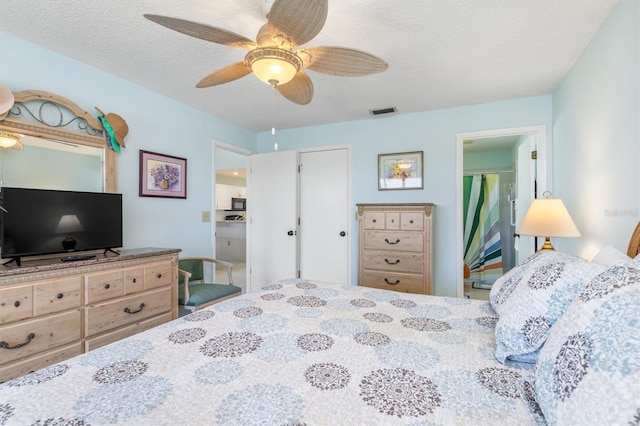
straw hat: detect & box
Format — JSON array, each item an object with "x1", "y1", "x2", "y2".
[
  {"x1": 0, "y1": 85, "x2": 15, "y2": 121},
  {"x1": 95, "y1": 107, "x2": 129, "y2": 148}
]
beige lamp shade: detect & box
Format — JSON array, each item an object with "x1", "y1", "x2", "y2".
[{"x1": 517, "y1": 197, "x2": 580, "y2": 250}]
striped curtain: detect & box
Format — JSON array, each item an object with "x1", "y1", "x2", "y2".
[{"x1": 463, "y1": 174, "x2": 503, "y2": 283}]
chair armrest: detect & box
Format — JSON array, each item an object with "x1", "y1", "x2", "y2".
[
  {"x1": 178, "y1": 269, "x2": 192, "y2": 302},
  {"x1": 179, "y1": 257, "x2": 234, "y2": 285}
]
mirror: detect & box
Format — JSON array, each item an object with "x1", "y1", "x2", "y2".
[{"x1": 0, "y1": 90, "x2": 116, "y2": 193}]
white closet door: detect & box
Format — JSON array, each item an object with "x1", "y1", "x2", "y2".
[
  {"x1": 247, "y1": 150, "x2": 298, "y2": 291},
  {"x1": 299, "y1": 148, "x2": 350, "y2": 284},
  {"x1": 516, "y1": 135, "x2": 537, "y2": 262}
]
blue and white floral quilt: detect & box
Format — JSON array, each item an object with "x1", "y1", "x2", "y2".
[{"x1": 0, "y1": 279, "x2": 536, "y2": 425}]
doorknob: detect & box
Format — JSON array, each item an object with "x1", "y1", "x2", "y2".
[
  {"x1": 339, "y1": 231, "x2": 346, "y2": 237},
  {"x1": 287, "y1": 230, "x2": 295, "y2": 236}
]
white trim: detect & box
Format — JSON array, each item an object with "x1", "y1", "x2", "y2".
[{"x1": 455, "y1": 125, "x2": 548, "y2": 298}]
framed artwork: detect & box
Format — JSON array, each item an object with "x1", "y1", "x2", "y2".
[
  {"x1": 139, "y1": 150, "x2": 187, "y2": 198},
  {"x1": 378, "y1": 151, "x2": 424, "y2": 190}
]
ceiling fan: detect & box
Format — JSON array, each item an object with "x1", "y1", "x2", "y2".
[{"x1": 144, "y1": 0, "x2": 388, "y2": 105}]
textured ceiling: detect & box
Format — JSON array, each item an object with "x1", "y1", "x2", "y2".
[{"x1": 0, "y1": 0, "x2": 619, "y2": 132}]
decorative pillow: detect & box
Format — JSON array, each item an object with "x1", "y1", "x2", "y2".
[
  {"x1": 489, "y1": 251, "x2": 546, "y2": 312},
  {"x1": 590, "y1": 245, "x2": 631, "y2": 266},
  {"x1": 533, "y1": 259, "x2": 640, "y2": 425},
  {"x1": 492, "y1": 251, "x2": 606, "y2": 363}
]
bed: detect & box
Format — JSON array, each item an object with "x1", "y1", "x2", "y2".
[{"x1": 1, "y1": 226, "x2": 639, "y2": 425}]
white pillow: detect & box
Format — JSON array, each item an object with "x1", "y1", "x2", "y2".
[
  {"x1": 533, "y1": 258, "x2": 640, "y2": 425},
  {"x1": 590, "y1": 245, "x2": 631, "y2": 267}
]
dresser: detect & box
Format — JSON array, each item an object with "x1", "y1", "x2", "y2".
[
  {"x1": 0, "y1": 248, "x2": 180, "y2": 382},
  {"x1": 356, "y1": 203, "x2": 434, "y2": 295}
]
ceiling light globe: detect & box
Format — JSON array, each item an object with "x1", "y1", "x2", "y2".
[{"x1": 251, "y1": 58, "x2": 297, "y2": 86}]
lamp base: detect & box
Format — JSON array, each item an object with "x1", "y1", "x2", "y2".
[{"x1": 538, "y1": 237, "x2": 555, "y2": 251}]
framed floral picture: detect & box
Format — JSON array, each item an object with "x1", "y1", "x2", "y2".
[
  {"x1": 139, "y1": 150, "x2": 187, "y2": 198},
  {"x1": 378, "y1": 151, "x2": 424, "y2": 190}
]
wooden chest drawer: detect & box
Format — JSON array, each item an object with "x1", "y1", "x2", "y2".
[
  {"x1": 85, "y1": 287, "x2": 172, "y2": 337},
  {"x1": 0, "y1": 285, "x2": 32, "y2": 324},
  {"x1": 362, "y1": 251, "x2": 424, "y2": 273},
  {"x1": 400, "y1": 212, "x2": 424, "y2": 230},
  {"x1": 0, "y1": 309, "x2": 82, "y2": 365},
  {"x1": 34, "y1": 276, "x2": 82, "y2": 316},
  {"x1": 85, "y1": 312, "x2": 173, "y2": 352},
  {"x1": 363, "y1": 212, "x2": 386, "y2": 229},
  {"x1": 124, "y1": 266, "x2": 145, "y2": 294},
  {"x1": 360, "y1": 271, "x2": 425, "y2": 294},
  {"x1": 144, "y1": 261, "x2": 173, "y2": 290},
  {"x1": 0, "y1": 342, "x2": 83, "y2": 383},
  {"x1": 85, "y1": 269, "x2": 125, "y2": 304},
  {"x1": 363, "y1": 230, "x2": 424, "y2": 252}
]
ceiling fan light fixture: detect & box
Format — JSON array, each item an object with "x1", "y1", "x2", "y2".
[
  {"x1": 0, "y1": 131, "x2": 21, "y2": 149},
  {"x1": 246, "y1": 47, "x2": 301, "y2": 86}
]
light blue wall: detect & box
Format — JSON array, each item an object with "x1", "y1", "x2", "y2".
[
  {"x1": 0, "y1": 31, "x2": 257, "y2": 259},
  {"x1": 256, "y1": 96, "x2": 552, "y2": 295},
  {"x1": 552, "y1": 0, "x2": 639, "y2": 259}
]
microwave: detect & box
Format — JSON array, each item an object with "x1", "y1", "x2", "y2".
[{"x1": 231, "y1": 197, "x2": 246, "y2": 210}]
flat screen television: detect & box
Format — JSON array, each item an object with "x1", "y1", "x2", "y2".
[{"x1": 0, "y1": 187, "x2": 123, "y2": 266}]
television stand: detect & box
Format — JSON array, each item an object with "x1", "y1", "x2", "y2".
[{"x1": 2, "y1": 257, "x2": 21, "y2": 267}]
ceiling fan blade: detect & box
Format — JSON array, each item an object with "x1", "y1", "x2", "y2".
[
  {"x1": 267, "y1": 0, "x2": 328, "y2": 48},
  {"x1": 196, "y1": 62, "x2": 253, "y2": 88},
  {"x1": 144, "y1": 14, "x2": 257, "y2": 50},
  {"x1": 277, "y1": 70, "x2": 314, "y2": 105},
  {"x1": 298, "y1": 46, "x2": 388, "y2": 76}
]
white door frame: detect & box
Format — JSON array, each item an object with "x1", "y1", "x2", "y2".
[
  {"x1": 455, "y1": 125, "x2": 548, "y2": 298},
  {"x1": 212, "y1": 139, "x2": 254, "y2": 261}
]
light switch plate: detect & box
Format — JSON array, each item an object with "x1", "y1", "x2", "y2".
[{"x1": 202, "y1": 211, "x2": 211, "y2": 222}]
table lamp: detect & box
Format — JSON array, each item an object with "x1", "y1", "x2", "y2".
[{"x1": 517, "y1": 192, "x2": 580, "y2": 250}]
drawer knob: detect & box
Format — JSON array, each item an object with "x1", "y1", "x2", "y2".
[
  {"x1": 124, "y1": 303, "x2": 145, "y2": 314},
  {"x1": 0, "y1": 333, "x2": 35, "y2": 350},
  {"x1": 104, "y1": 283, "x2": 111, "y2": 290},
  {"x1": 384, "y1": 238, "x2": 400, "y2": 245},
  {"x1": 156, "y1": 273, "x2": 162, "y2": 279},
  {"x1": 132, "y1": 278, "x2": 137, "y2": 283},
  {"x1": 410, "y1": 220, "x2": 414, "y2": 224},
  {"x1": 384, "y1": 258, "x2": 400, "y2": 265},
  {"x1": 56, "y1": 293, "x2": 64, "y2": 299},
  {"x1": 372, "y1": 219, "x2": 377, "y2": 223},
  {"x1": 391, "y1": 219, "x2": 395, "y2": 223},
  {"x1": 384, "y1": 278, "x2": 400, "y2": 285},
  {"x1": 14, "y1": 301, "x2": 20, "y2": 308}
]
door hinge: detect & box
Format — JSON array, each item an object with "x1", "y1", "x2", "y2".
[
  {"x1": 531, "y1": 150, "x2": 537, "y2": 160},
  {"x1": 298, "y1": 164, "x2": 301, "y2": 173},
  {"x1": 297, "y1": 270, "x2": 301, "y2": 278}
]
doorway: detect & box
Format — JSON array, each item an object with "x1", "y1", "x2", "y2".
[
  {"x1": 456, "y1": 126, "x2": 548, "y2": 298},
  {"x1": 213, "y1": 141, "x2": 253, "y2": 292}
]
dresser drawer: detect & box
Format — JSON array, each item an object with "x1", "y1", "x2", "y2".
[
  {"x1": 144, "y1": 261, "x2": 173, "y2": 290},
  {"x1": 363, "y1": 230, "x2": 424, "y2": 252},
  {"x1": 363, "y1": 212, "x2": 386, "y2": 229},
  {"x1": 360, "y1": 271, "x2": 425, "y2": 294},
  {"x1": 362, "y1": 251, "x2": 424, "y2": 273},
  {"x1": 0, "y1": 342, "x2": 83, "y2": 383},
  {"x1": 85, "y1": 287, "x2": 172, "y2": 337},
  {"x1": 0, "y1": 309, "x2": 82, "y2": 365},
  {"x1": 400, "y1": 212, "x2": 424, "y2": 230},
  {"x1": 0, "y1": 285, "x2": 32, "y2": 324},
  {"x1": 34, "y1": 276, "x2": 82, "y2": 316},
  {"x1": 124, "y1": 267, "x2": 145, "y2": 294},
  {"x1": 85, "y1": 312, "x2": 173, "y2": 352},
  {"x1": 85, "y1": 269, "x2": 125, "y2": 304}
]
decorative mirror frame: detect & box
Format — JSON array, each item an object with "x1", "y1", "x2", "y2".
[{"x1": 0, "y1": 90, "x2": 117, "y2": 193}]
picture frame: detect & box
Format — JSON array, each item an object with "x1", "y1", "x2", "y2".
[
  {"x1": 378, "y1": 151, "x2": 424, "y2": 190},
  {"x1": 139, "y1": 150, "x2": 187, "y2": 199}
]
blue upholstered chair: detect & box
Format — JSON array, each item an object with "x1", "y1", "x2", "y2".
[{"x1": 178, "y1": 257, "x2": 242, "y2": 312}]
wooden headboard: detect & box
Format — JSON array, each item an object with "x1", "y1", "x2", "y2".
[{"x1": 627, "y1": 221, "x2": 640, "y2": 258}]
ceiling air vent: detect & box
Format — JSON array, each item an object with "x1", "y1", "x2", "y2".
[{"x1": 369, "y1": 107, "x2": 397, "y2": 117}]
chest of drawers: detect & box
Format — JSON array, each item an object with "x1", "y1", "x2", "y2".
[
  {"x1": 356, "y1": 203, "x2": 434, "y2": 295},
  {"x1": 0, "y1": 248, "x2": 179, "y2": 382}
]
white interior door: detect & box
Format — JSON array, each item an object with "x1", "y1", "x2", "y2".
[
  {"x1": 516, "y1": 135, "x2": 537, "y2": 262},
  {"x1": 299, "y1": 148, "x2": 350, "y2": 283},
  {"x1": 247, "y1": 150, "x2": 298, "y2": 291}
]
